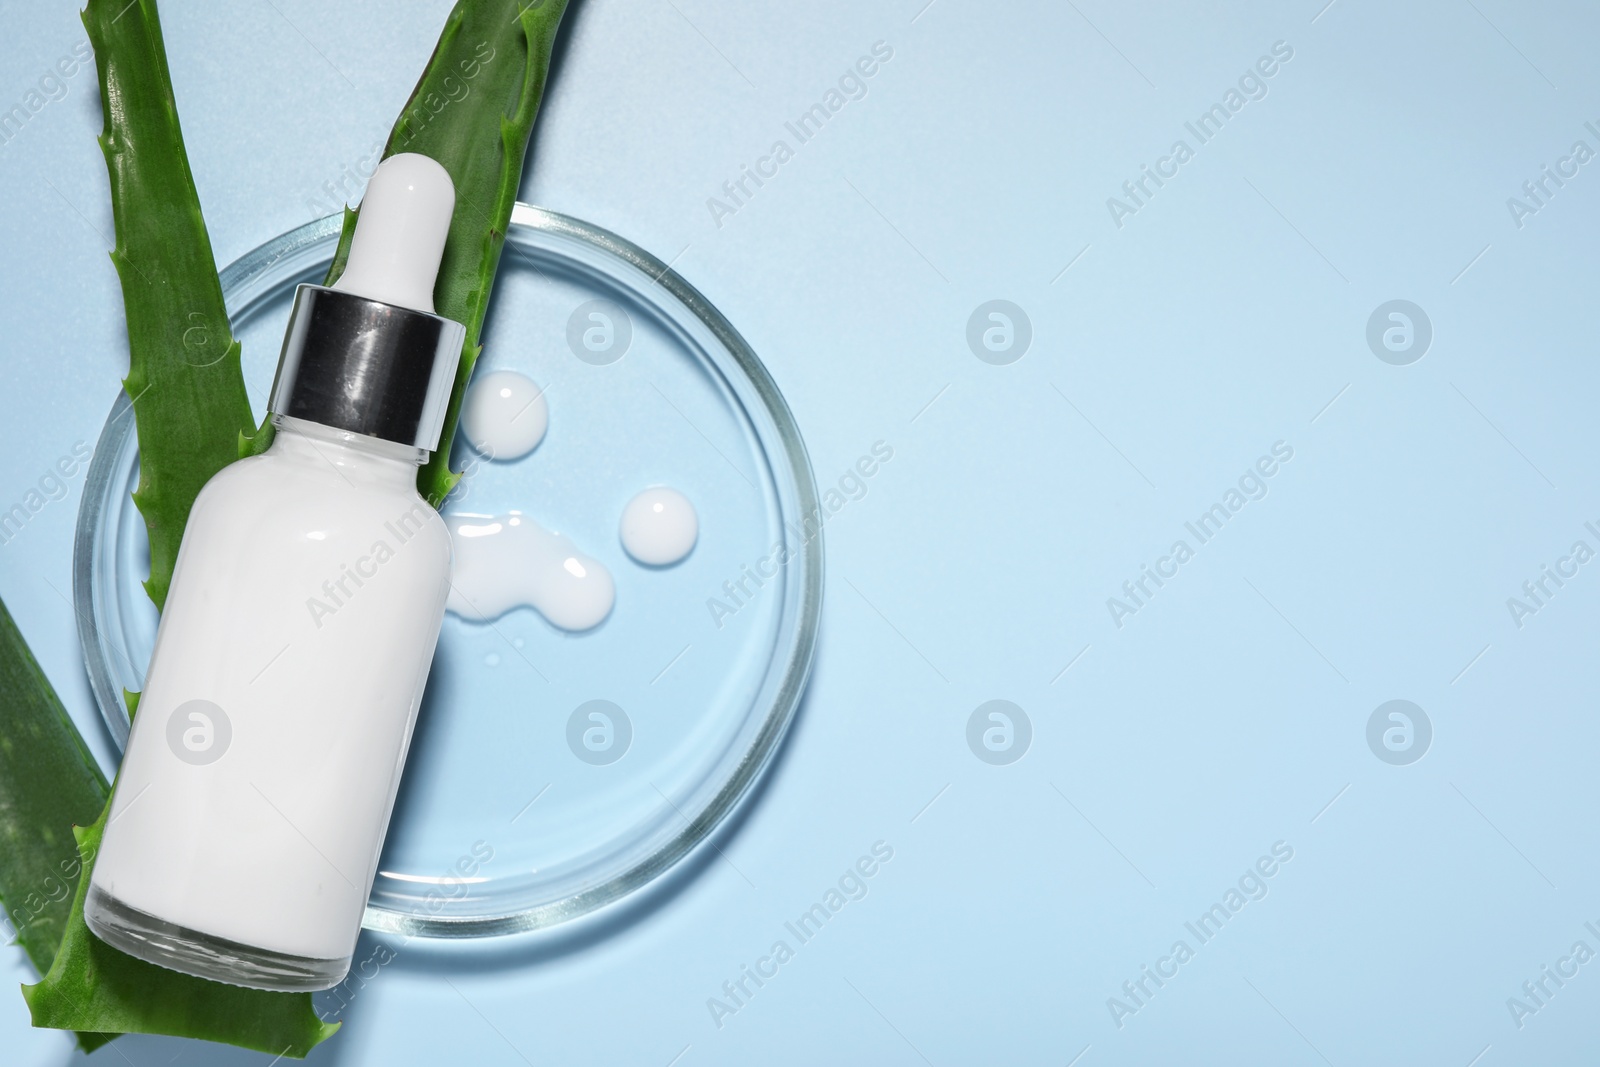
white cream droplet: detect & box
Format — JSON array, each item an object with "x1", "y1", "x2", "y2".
[
  {"x1": 619, "y1": 487, "x2": 698, "y2": 566},
  {"x1": 446, "y1": 512, "x2": 614, "y2": 630},
  {"x1": 461, "y1": 370, "x2": 547, "y2": 460}
]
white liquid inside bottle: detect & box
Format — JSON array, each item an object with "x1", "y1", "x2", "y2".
[{"x1": 86, "y1": 154, "x2": 467, "y2": 991}]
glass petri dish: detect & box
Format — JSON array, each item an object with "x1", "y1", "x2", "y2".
[{"x1": 74, "y1": 204, "x2": 822, "y2": 937}]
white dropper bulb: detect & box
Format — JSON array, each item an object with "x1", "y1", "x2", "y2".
[{"x1": 331, "y1": 153, "x2": 455, "y2": 314}]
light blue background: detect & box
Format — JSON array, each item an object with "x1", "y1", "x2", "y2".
[{"x1": 4, "y1": 0, "x2": 1599, "y2": 1063}]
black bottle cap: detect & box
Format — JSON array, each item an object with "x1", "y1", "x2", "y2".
[{"x1": 268, "y1": 285, "x2": 464, "y2": 450}]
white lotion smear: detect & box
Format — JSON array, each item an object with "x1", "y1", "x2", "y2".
[
  {"x1": 446, "y1": 512, "x2": 614, "y2": 630},
  {"x1": 460, "y1": 370, "x2": 547, "y2": 460},
  {"x1": 619, "y1": 487, "x2": 698, "y2": 566}
]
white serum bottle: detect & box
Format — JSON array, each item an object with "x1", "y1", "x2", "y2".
[{"x1": 86, "y1": 154, "x2": 466, "y2": 991}]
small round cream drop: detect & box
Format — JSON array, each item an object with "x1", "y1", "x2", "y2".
[
  {"x1": 620, "y1": 487, "x2": 698, "y2": 566},
  {"x1": 461, "y1": 370, "x2": 547, "y2": 460}
]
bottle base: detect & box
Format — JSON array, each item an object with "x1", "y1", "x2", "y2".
[{"x1": 84, "y1": 885, "x2": 350, "y2": 992}]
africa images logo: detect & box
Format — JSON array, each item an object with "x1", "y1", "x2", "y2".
[
  {"x1": 165, "y1": 699, "x2": 232, "y2": 765},
  {"x1": 966, "y1": 700, "x2": 1032, "y2": 765},
  {"x1": 566, "y1": 700, "x2": 632, "y2": 765}
]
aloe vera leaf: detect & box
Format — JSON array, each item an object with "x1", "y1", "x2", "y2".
[
  {"x1": 324, "y1": 0, "x2": 572, "y2": 507},
  {"x1": 0, "y1": 597, "x2": 108, "y2": 972},
  {"x1": 22, "y1": 803, "x2": 339, "y2": 1057},
  {"x1": 0, "y1": 597, "x2": 112, "y2": 1051},
  {"x1": 87, "y1": 0, "x2": 264, "y2": 612}
]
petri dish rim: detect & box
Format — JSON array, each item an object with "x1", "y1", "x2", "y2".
[{"x1": 72, "y1": 203, "x2": 823, "y2": 938}]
